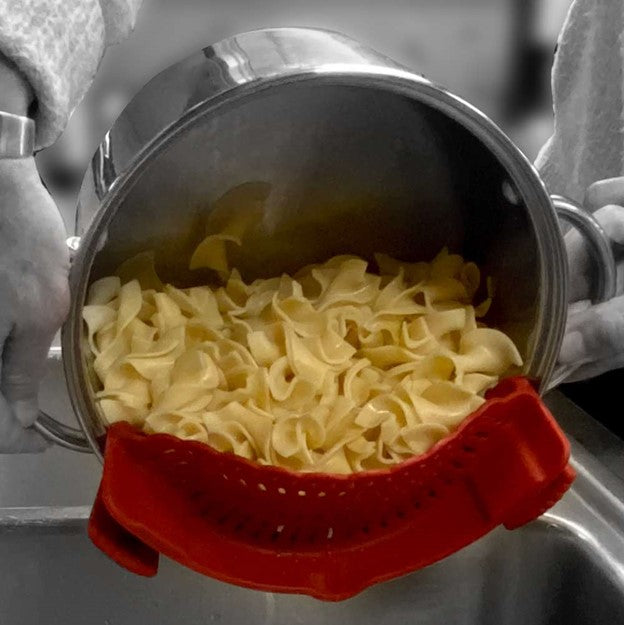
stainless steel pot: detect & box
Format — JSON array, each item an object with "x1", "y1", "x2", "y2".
[{"x1": 36, "y1": 28, "x2": 616, "y2": 456}]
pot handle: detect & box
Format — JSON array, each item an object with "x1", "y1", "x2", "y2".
[
  {"x1": 33, "y1": 345, "x2": 93, "y2": 453},
  {"x1": 34, "y1": 411, "x2": 92, "y2": 453},
  {"x1": 548, "y1": 195, "x2": 617, "y2": 388},
  {"x1": 31, "y1": 236, "x2": 93, "y2": 453},
  {"x1": 551, "y1": 195, "x2": 617, "y2": 302}
]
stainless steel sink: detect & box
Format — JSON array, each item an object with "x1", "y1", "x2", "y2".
[
  {"x1": 2, "y1": 355, "x2": 624, "y2": 623},
  {"x1": 2, "y1": 435, "x2": 624, "y2": 625}
]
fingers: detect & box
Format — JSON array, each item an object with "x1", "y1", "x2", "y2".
[
  {"x1": 568, "y1": 300, "x2": 591, "y2": 316},
  {"x1": 1, "y1": 325, "x2": 59, "y2": 427},
  {"x1": 0, "y1": 254, "x2": 69, "y2": 428},
  {"x1": 559, "y1": 184, "x2": 624, "y2": 380},
  {"x1": 566, "y1": 203, "x2": 624, "y2": 302},
  {"x1": 0, "y1": 393, "x2": 48, "y2": 454},
  {"x1": 565, "y1": 225, "x2": 592, "y2": 303},
  {"x1": 592, "y1": 204, "x2": 624, "y2": 247},
  {"x1": 585, "y1": 177, "x2": 624, "y2": 212},
  {"x1": 0, "y1": 309, "x2": 50, "y2": 452},
  {"x1": 562, "y1": 353, "x2": 624, "y2": 384},
  {"x1": 0, "y1": 156, "x2": 69, "y2": 452},
  {"x1": 589, "y1": 204, "x2": 624, "y2": 296},
  {"x1": 559, "y1": 295, "x2": 624, "y2": 367}
]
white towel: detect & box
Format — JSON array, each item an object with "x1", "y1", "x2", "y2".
[
  {"x1": 0, "y1": 0, "x2": 143, "y2": 149},
  {"x1": 538, "y1": 0, "x2": 624, "y2": 382},
  {"x1": 536, "y1": 0, "x2": 624, "y2": 204}
]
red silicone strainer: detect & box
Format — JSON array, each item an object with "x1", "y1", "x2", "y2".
[{"x1": 88, "y1": 376, "x2": 574, "y2": 600}]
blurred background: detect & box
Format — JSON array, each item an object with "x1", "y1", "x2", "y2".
[{"x1": 36, "y1": 0, "x2": 573, "y2": 218}]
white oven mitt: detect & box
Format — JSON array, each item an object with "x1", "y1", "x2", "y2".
[
  {"x1": 0, "y1": 158, "x2": 69, "y2": 453},
  {"x1": 536, "y1": 0, "x2": 624, "y2": 384}
]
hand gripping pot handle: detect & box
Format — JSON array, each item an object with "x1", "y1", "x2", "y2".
[
  {"x1": 548, "y1": 195, "x2": 617, "y2": 389},
  {"x1": 35, "y1": 245, "x2": 93, "y2": 452}
]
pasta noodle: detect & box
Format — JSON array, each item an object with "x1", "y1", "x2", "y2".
[{"x1": 83, "y1": 247, "x2": 522, "y2": 474}]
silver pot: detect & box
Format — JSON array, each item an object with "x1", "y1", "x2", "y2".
[{"x1": 36, "y1": 28, "x2": 616, "y2": 456}]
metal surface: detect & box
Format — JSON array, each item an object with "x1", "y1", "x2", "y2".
[
  {"x1": 547, "y1": 196, "x2": 617, "y2": 389},
  {"x1": 32, "y1": 28, "x2": 612, "y2": 453},
  {"x1": 0, "y1": 111, "x2": 34, "y2": 158},
  {"x1": 35, "y1": 346, "x2": 91, "y2": 452},
  {"x1": 551, "y1": 195, "x2": 617, "y2": 303},
  {"x1": 33, "y1": 413, "x2": 91, "y2": 453},
  {"x1": 2, "y1": 436, "x2": 624, "y2": 625},
  {"x1": 0, "y1": 347, "x2": 101, "y2": 508}
]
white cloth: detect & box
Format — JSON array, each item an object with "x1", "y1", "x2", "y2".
[
  {"x1": 536, "y1": 0, "x2": 624, "y2": 204},
  {"x1": 0, "y1": 0, "x2": 143, "y2": 149},
  {"x1": 537, "y1": 0, "x2": 624, "y2": 383}
]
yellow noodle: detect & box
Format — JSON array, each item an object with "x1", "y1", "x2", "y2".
[{"x1": 83, "y1": 247, "x2": 523, "y2": 474}]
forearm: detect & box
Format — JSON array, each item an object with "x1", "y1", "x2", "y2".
[
  {"x1": 536, "y1": 0, "x2": 624, "y2": 202},
  {"x1": 0, "y1": 0, "x2": 143, "y2": 150}
]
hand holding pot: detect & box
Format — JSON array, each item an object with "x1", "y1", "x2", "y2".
[
  {"x1": 560, "y1": 177, "x2": 624, "y2": 383},
  {"x1": 0, "y1": 157, "x2": 69, "y2": 452}
]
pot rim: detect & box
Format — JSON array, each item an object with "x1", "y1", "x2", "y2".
[{"x1": 62, "y1": 30, "x2": 567, "y2": 459}]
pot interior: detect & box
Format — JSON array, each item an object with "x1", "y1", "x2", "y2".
[{"x1": 88, "y1": 82, "x2": 541, "y2": 366}]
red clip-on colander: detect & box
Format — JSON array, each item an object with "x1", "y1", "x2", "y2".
[{"x1": 89, "y1": 376, "x2": 574, "y2": 600}]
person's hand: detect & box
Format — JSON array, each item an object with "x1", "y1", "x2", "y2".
[
  {"x1": 559, "y1": 177, "x2": 624, "y2": 383},
  {"x1": 0, "y1": 55, "x2": 69, "y2": 452},
  {"x1": 0, "y1": 157, "x2": 70, "y2": 452},
  {"x1": 565, "y1": 177, "x2": 624, "y2": 303}
]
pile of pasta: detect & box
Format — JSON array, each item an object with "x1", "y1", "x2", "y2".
[{"x1": 83, "y1": 249, "x2": 523, "y2": 474}]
